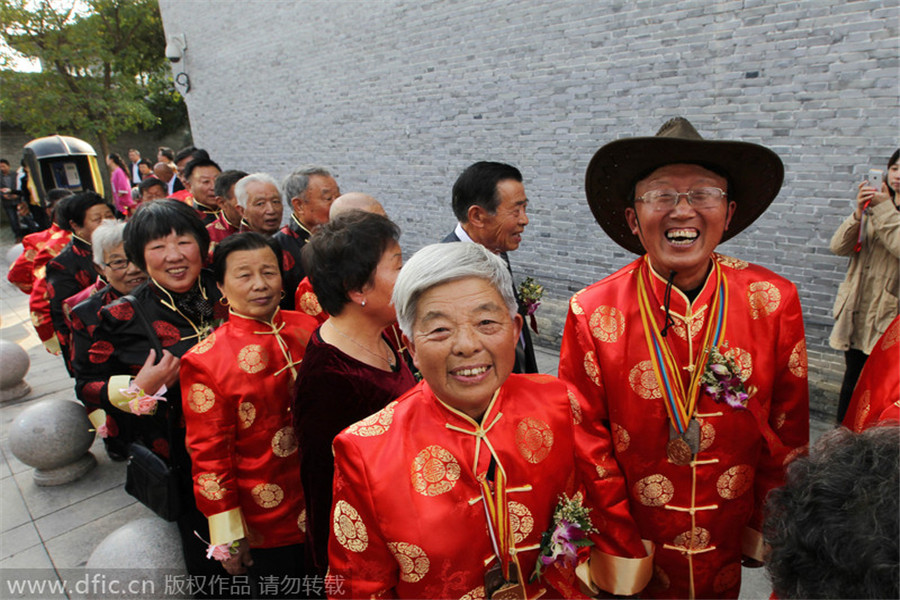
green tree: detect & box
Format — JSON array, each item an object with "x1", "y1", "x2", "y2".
[{"x1": 0, "y1": 0, "x2": 187, "y2": 160}]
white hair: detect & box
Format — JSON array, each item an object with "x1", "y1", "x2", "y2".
[
  {"x1": 392, "y1": 242, "x2": 517, "y2": 338},
  {"x1": 234, "y1": 173, "x2": 282, "y2": 209},
  {"x1": 91, "y1": 219, "x2": 126, "y2": 267}
]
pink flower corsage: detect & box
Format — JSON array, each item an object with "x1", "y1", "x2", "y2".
[
  {"x1": 95, "y1": 423, "x2": 110, "y2": 438},
  {"x1": 194, "y1": 532, "x2": 239, "y2": 561},
  {"x1": 207, "y1": 543, "x2": 232, "y2": 561},
  {"x1": 119, "y1": 382, "x2": 167, "y2": 416},
  {"x1": 701, "y1": 345, "x2": 749, "y2": 410}
]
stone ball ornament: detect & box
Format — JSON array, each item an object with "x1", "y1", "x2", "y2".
[
  {"x1": 0, "y1": 339, "x2": 31, "y2": 402},
  {"x1": 86, "y1": 518, "x2": 188, "y2": 599},
  {"x1": 8, "y1": 398, "x2": 97, "y2": 485}
]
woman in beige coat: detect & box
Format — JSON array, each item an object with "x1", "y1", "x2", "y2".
[{"x1": 830, "y1": 149, "x2": 900, "y2": 422}]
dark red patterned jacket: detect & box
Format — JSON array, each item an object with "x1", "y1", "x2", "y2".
[
  {"x1": 74, "y1": 272, "x2": 226, "y2": 473},
  {"x1": 70, "y1": 284, "x2": 137, "y2": 444},
  {"x1": 46, "y1": 236, "x2": 99, "y2": 374}
]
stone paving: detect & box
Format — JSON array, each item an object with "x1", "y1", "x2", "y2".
[
  {"x1": 0, "y1": 227, "x2": 158, "y2": 598},
  {"x1": 0, "y1": 226, "x2": 833, "y2": 599}
]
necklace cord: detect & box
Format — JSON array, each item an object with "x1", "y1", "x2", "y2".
[
  {"x1": 661, "y1": 270, "x2": 678, "y2": 337},
  {"x1": 328, "y1": 320, "x2": 395, "y2": 369}
]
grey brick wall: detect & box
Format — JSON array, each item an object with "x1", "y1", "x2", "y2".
[{"x1": 158, "y1": 0, "x2": 899, "y2": 417}]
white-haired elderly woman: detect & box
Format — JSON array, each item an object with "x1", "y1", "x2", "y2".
[
  {"x1": 70, "y1": 219, "x2": 148, "y2": 460},
  {"x1": 234, "y1": 172, "x2": 284, "y2": 237},
  {"x1": 327, "y1": 242, "x2": 653, "y2": 599}
]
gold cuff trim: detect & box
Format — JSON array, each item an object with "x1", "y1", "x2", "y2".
[
  {"x1": 575, "y1": 560, "x2": 600, "y2": 596},
  {"x1": 88, "y1": 409, "x2": 107, "y2": 430},
  {"x1": 209, "y1": 508, "x2": 247, "y2": 546},
  {"x1": 589, "y1": 539, "x2": 654, "y2": 596},
  {"x1": 742, "y1": 527, "x2": 765, "y2": 562},
  {"x1": 108, "y1": 375, "x2": 134, "y2": 412},
  {"x1": 43, "y1": 336, "x2": 61, "y2": 355}
]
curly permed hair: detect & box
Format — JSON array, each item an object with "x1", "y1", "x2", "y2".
[{"x1": 763, "y1": 425, "x2": 899, "y2": 599}]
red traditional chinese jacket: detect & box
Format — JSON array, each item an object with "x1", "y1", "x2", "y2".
[
  {"x1": 25, "y1": 226, "x2": 73, "y2": 352},
  {"x1": 7, "y1": 224, "x2": 70, "y2": 294},
  {"x1": 294, "y1": 276, "x2": 327, "y2": 324},
  {"x1": 328, "y1": 374, "x2": 652, "y2": 599},
  {"x1": 843, "y1": 314, "x2": 900, "y2": 432},
  {"x1": 180, "y1": 309, "x2": 317, "y2": 549},
  {"x1": 559, "y1": 254, "x2": 809, "y2": 599},
  {"x1": 206, "y1": 212, "x2": 240, "y2": 239},
  {"x1": 206, "y1": 213, "x2": 247, "y2": 259}
]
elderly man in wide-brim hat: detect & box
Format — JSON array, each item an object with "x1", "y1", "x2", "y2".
[{"x1": 559, "y1": 118, "x2": 810, "y2": 599}]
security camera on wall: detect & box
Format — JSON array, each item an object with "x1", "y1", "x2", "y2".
[{"x1": 165, "y1": 34, "x2": 186, "y2": 63}]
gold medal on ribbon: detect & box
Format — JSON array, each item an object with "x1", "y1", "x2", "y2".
[
  {"x1": 480, "y1": 463, "x2": 527, "y2": 599},
  {"x1": 666, "y1": 437, "x2": 693, "y2": 466},
  {"x1": 638, "y1": 258, "x2": 729, "y2": 465},
  {"x1": 683, "y1": 418, "x2": 700, "y2": 454},
  {"x1": 667, "y1": 420, "x2": 700, "y2": 466},
  {"x1": 485, "y1": 561, "x2": 528, "y2": 600}
]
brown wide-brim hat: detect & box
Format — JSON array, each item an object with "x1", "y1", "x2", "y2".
[{"x1": 585, "y1": 117, "x2": 784, "y2": 255}]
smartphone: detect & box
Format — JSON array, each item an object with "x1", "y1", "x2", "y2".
[{"x1": 867, "y1": 169, "x2": 884, "y2": 190}]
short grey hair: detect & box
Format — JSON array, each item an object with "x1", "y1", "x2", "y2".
[
  {"x1": 91, "y1": 220, "x2": 126, "y2": 267},
  {"x1": 234, "y1": 173, "x2": 282, "y2": 209},
  {"x1": 392, "y1": 242, "x2": 517, "y2": 338},
  {"x1": 282, "y1": 166, "x2": 333, "y2": 201}
]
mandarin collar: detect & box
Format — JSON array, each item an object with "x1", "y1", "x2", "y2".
[
  {"x1": 423, "y1": 379, "x2": 504, "y2": 429},
  {"x1": 643, "y1": 254, "x2": 718, "y2": 315},
  {"x1": 149, "y1": 276, "x2": 202, "y2": 302},
  {"x1": 290, "y1": 214, "x2": 313, "y2": 236},
  {"x1": 221, "y1": 212, "x2": 241, "y2": 230},
  {"x1": 226, "y1": 307, "x2": 284, "y2": 332}
]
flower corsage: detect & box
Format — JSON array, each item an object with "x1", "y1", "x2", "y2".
[
  {"x1": 518, "y1": 277, "x2": 544, "y2": 334},
  {"x1": 119, "y1": 382, "x2": 168, "y2": 415},
  {"x1": 530, "y1": 492, "x2": 597, "y2": 582},
  {"x1": 194, "y1": 532, "x2": 240, "y2": 561},
  {"x1": 206, "y1": 541, "x2": 239, "y2": 561},
  {"x1": 95, "y1": 422, "x2": 110, "y2": 438},
  {"x1": 701, "y1": 345, "x2": 749, "y2": 409}
]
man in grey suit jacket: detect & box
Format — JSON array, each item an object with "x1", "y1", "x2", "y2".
[{"x1": 442, "y1": 161, "x2": 538, "y2": 373}]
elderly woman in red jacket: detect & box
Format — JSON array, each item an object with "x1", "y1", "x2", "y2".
[
  {"x1": 327, "y1": 242, "x2": 651, "y2": 599},
  {"x1": 181, "y1": 232, "x2": 318, "y2": 597}
]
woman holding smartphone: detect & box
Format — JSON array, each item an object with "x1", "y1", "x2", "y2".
[{"x1": 829, "y1": 149, "x2": 900, "y2": 422}]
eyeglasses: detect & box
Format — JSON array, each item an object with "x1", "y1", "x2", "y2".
[
  {"x1": 106, "y1": 258, "x2": 131, "y2": 271},
  {"x1": 635, "y1": 187, "x2": 727, "y2": 212}
]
